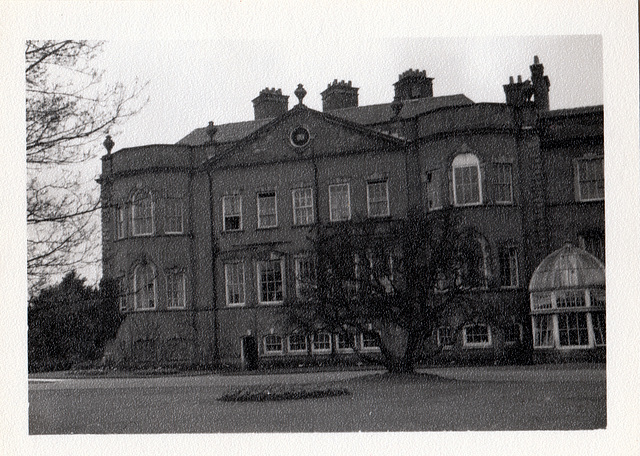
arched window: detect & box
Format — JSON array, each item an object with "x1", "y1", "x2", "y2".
[
  {"x1": 134, "y1": 263, "x2": 157, "y2": 310},
  {"x1": 132, "y1": 190, "x2": 154, "y2": 235},
  {"x1": 452, "y1": 154, "x2": 482, "y2": 206}
]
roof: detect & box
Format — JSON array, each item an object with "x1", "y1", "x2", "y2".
[
  {"x1": 539, "y1": 105, "x2": 603, "y2": 120},
  {"x1": 177, "y1": 118, "x2": 273, "y2": 146},
  {"x1": 529, "y1": 243, "x2": 605, "y2": 292},
  {"x1": 328, "y1": 94, "x2": 474, "y2": 125},
  {"x1": 176, "y1": 94, "x2": 474, "y2": 146}
]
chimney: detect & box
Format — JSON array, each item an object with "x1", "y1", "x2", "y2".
[
  {"x1": 252, "y1": 88, "x2": 289, "y2": 120},
  {"x1": 393, "y1": 69, "x2": 433, "y2": 101},
  {"x1": 530, "y1": 55, "x2": 550, "y2": 111},
  {"x1": 321, "y1": 79, "x2": 359, "y2": 111},
  {"x1": 503, "y1": 74, "x2": 534, "y2": 108}
]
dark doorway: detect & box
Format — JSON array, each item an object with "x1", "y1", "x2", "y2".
[{"x1": 242, "y1": 336, "x2": 259, "y2": 370}]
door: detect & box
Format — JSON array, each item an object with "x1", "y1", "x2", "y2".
[{"x1": 242, "y1": 336, "x2": 259, "y2": 370}]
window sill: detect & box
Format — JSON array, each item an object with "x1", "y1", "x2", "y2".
[
  {"x1": 167, "y1": 306, "x2": 186, "y2": 310},
  {"x1": 256, "y1": 226, "x2": 279, "y2": 231},
  {"x1": 226, "y1": 303, "x2": 246, "y2": 308},
  {"x1": 133, "y1": 307, "x2": 156, "y2": 312},
  {"x1": 222, "y1": 229, "x2": 244, "y2": 234},
  {"x1": 262, "y1": 351, "x2": 284, "y2": 356},
  {"x1": 291, "y1": 223, "x2": 315, "y2": 229},
  {"x1": 259, "y1": 301, "x2": 284, "y2": 306},
  {"x1": 462, "y1": 343, "x2": 492, "y2": 349}
]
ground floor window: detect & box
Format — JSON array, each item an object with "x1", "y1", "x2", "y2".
[
  {"x1": 557, "y1": 312, "x2": 590, "y2": 347},
  {"x1": 336, "y1": 333, "x2": 358, "y2": 351},
  {"x1": 362, "y1": 332, "x2": 380, "y2": 349},
  {"x1": 437, "y1": 327, "x2": 454, "y2": 347},
  {"x1": 592, "y1": 312, "x2": 606, "y2": 346},
  {"x1": 504, "y1": 323, "x2": 522, "y2": 344},
  {"x1": 264, "y1": 335, "x2": 283, "y2": 354},
  {"x1": 533, "y1": 315, "x2": 554, "y2": 347},
  {"x1": 463, "y1": 324, "x2": 491, "y2": 347},
  {"x1": 166, "y1": 270, "x2": 186, "y2": 309},
  {"x1": 312, "y1": 333, "x2": 332, "y2": 353},
  {"x1": 287, "y1": 334, "x2": 307, "y2": 353}
]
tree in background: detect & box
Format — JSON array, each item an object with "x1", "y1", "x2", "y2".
[
  {"x1": 26, "y1": 40, "x2": 147, "y2": 294},
  {"x1": 28, "y1": 271, "x2": 124, "y2": 372},
  {"x1": 284, "y1": 210, "x2": 499, "y2": 373}
]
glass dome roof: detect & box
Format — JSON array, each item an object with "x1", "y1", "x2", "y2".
[{"x1": 529, "y1": 243, "x2": 605, "y2": 292}]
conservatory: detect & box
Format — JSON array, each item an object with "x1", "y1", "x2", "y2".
[{"x1": 529, "y1": 243, "x2": 605, "y2": 361}]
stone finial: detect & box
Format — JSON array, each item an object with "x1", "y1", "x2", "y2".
[
  {"x1": 206, "y1": 121, "x2": 218, "y2": 142},
  {"x1": 294, "y1": 84, "x2": 307, "y2": 105},
  {"x1": 103, "y1": 135, "x2": 114, "y2": 154}
]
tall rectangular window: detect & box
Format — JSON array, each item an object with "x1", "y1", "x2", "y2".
[
  {"x1": 115, "y1": 205, "x2": 126, "y2": 239},
  {"x1": 577, "y1": 157, "x2": 604, "y2": 201},
  {"x1": 592, "y1": 312, "x2": 606, "y2": 346},
  {"x1": 167, "y1": 270, "x2": 186, "y2": 309},
  {"x1": 426, "y1": 170, "x2": 442, "y2": 211},
  {"x1": 132, "y1": 191, "x2": 154, "y2": 236},
  {"x1": 224, "y1": 262, "x2": 245, "y2": 306},
  {"x1": 452, "y1": 154, "x2": 482, "y2": 206},
  {"x1": 494, "y1": 163, "x2": 513, "y2": 204},
  {"x1": 264, "y1": 335, "x2": 283, "y2": 354},
  {"x1": 295, "y1": 256, "x2": 316, "y2": 299},
  {"x1": 118, "y1": 276, "x2": 127, "y2": 311},
  {"x1": 257, "y1": 259, "x2": 284, "y2": 304},
  {"x1": 222, "y1": 195, "x2": 242, "y2": 231},
  {"x1": 292, "y1": 187, "x2": 314, "y2": 225},
  {"x1": 533, "y1": 315, "x2": 554, "y2": 347},
  {"x1": 257, "y1": 191, "x2": 277, "y2": 228},
  {"x1": 558, "y1": 312, "x2": 589, "y2": 346},
  {"x1": 329, "y1": 183, "x2": 351, "y2": 222},
  {"x1": 288, "y1": 334, "x2": 308, "y2": 353},
  {"x1": 367, "y1": 180, "x2": 389, "y2": 217},
  {"x1": 165, "y1": 198, "x2": 184, "y2": 234},
  {"x1": 312, "y1": 333, "x2": 332, "y2": 353},
  {"x1": 499, "y1": 246, "x2": 519, "y2": 288},
  {"x1": 336, "y1": 333, "x2": 358, "y2": 351}
]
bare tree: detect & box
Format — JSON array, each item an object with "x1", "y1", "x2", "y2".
[
  {"x1": 284, "y1": 209, "x2": 498, "y2": 373},
  {"x1": 26, "y1": 40, "x2": 147, "y2": 294}
]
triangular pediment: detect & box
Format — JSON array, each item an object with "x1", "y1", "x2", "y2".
[{"x1": 208, "y1": 105, "x2": 405, "y2": 168}]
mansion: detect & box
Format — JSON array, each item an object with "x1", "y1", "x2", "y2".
[{"x1": 100, "y1": 56, "x2": 604, "y2": 367}]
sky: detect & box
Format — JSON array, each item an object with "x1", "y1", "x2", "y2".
[{"x1": 96, "y1": 36, "x2": 603, "y2": 157}]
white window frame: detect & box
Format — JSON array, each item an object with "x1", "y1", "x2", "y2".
[
  {"x1": 361, "y1": 332, "x2": 380, "y2": 351},
  {"x1": 463, "y1": 324, "x2": 492, "y2": 348},
  {"x1": 287, "y1": 334, "x2": 308, "y2": 354},
  {"x1": 557, "y1": 312, "x2": 590, "y2": 348},
  {"x1": 133, "y1": 263, "x2": 156, "y2": 311},
  {"x1": 335, "y1": 333, "x2": 358, "y2": 352},
  {"x1": 222, "y1": 195, "x2": 242, "y2": 231},
  {"x1": 115, "y1": 205, "x2": 126, "y2": 239},
  {"x1": 257, "y1": 190, "x2": 278, "y2": 228},
  {"x1": 294, "y1": 255, "x2": 316, "y2": 299},
  {"x1": 452, "y1": 154, "x2": 482, "y2": 206},
  {"x1": 164, "y1": 198, "x2": 184, "y2": 234},
  {"x1": 311, "y1": 332, "x2": 332, "y2": 353},
  {"x1": 532, "y1": 314, "x2": 554, "y2": 348},
  {"x1": 224, "y1": 262, "x2": 245, "y2": 307},
  {"x1": 494, "y1": 162, "x2": 513, "y2": 204},
  {"x1": 366, "y1": 180, "x2": 390, "y2": 218},
  {"x1": 591, "y1": 312, "x2": 606, "y2": 347},
  {"x1": 499, "y1": 246, "x2": 519, "y2": 288},
  {"x1": 263, "y1": 335, "x2": 283, "y2": 354},
  {"x1": 132, "y1": 190, "x2": 154, "y2": 236},
  {"x1": 576, "y1": 156, "x2": 604, "y2": 202},
  {"x1": 504, "y1": 323, "x2": 523, "y2": 345},
  {"x1": 437, "y1": 326, "x2": 455, "y2": 348},
  {"x1": 292, "y1": 187, "x2": 314, "y2": 225},
  {"x1": 329, "y1": 183, "x2": 351, "y2": 222},
  {"x1": 426, "y1": 169, "x2": 442, "y2": 211},
  {"x1": 257, "y1": 258, "x2": 285, "y2": 304},
  {"x1": 166, "y1": 270, "x2": 186, "y2": 309}
]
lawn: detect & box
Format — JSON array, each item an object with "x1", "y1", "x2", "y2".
[{"x1": 28, "y1": 365, "x2": 606, "y2": 433}]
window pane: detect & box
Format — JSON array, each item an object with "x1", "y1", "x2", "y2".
[
  {"x1": 225, "y1": 263, "x2": 245, "y2": 305},
  {"x1": 362, "y1": 332, "x2": 379, "y2": 349},
  {"x1": 454, "y1": 166, "x2": 480, "y2": 205},
  {"x1": 167, "y1": 271, "x2": 185, "y2": 308},
  {"x1": 592, "y1": 312, "x2": 606, "y2": 346},
  {"x1": 165, "y1": 198, "x2": 183, "y2": 234},
  {"x1": 556, "y1": 290, "x2": 586, "y2": 308},
  {"x1": 257, "y1": 191, "x2": 277, "y2": 228},
  {"x1": 132, "y1": 192, "x2": 153, "y2": 235},
  {"x1": 295, "y1": 256, "x2": 316, "y2": 299},
  {"x1": 464, "y1": 325, "x2": 490, "y2": 345},
  {"x1": 367, "y1": 180, "x2": 389, "y2": 217},
  {"x1": 558, "y1": 313, "x2": 589, "y2": 346},
  {"x1": 264, "y1": 335, "x2": 282, "y2": 353},
  {"x1": 533, "y1": 315, "x2": 554, "y2": 347},
  {"x1": 292, "y1": 188, "x2": 314, "y2": 225},
  {"x1": 288, "y1": 334, "x2": 307, "y2": 352},
  {"x1": 312, "y1": 333, "x2": 332, "y2": 351},
  {"x1": 494, "y1": 163, "x2": 513, "y2": 203},
  {"x1": 223, "y1": 195, "x2": 242, "y2": 231},
  {"x1": 578, "y1": 157, "x2": 604, "y2": 201},
  {"x1": 426, "y1": 170, "x2": 442, "y2": 211},
  {"x1": 258, "y1": 259, "x2": 283, "y2": 303},
  {"x1": 499, "y1": 247, "x2": 519, "y2": 288},
  {"x1": 329, "y1": 184, "x2": 350, "y2": 221},
  {"x1": 437, "y1": 327, "x2": 454, "y2": 347},
  {"x1": 134, "y1": 265, "x2": 156, "y2": 310}
]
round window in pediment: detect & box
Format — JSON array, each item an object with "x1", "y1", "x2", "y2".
[{"x1": 290, "y1": 126, "x2": 310, "y2": 148}]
